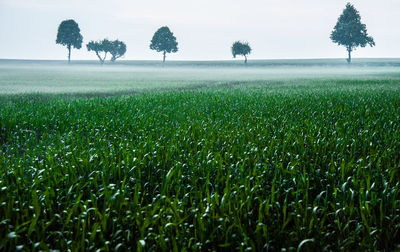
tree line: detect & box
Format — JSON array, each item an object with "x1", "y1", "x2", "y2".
[{"x1": 56, "y1": 3, "x2": 374, "y2": 65}]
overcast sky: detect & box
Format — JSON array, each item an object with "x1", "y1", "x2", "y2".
[{"x1": 0, "y1": 0, "x2": 399, "y2": 61}]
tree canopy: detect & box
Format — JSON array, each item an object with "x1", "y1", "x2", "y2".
[
  {"x1": 150, "y1": 26, "x2": 178, "y2": 63},
  {"x1": 87, "y1": 39, "x2": 112, "y2": 65},
  {"x1": 56, "y1": 19, "x2": 83, "y2": 63},
  {"x1": 231, "y1": 41, "x2": 252, "y2": 64},
  {"x1": 330, "y1": 3, "x2": 375, "y2": 63},
  {"x1": 87, "y1": 39, "x2": 127, "y2": 64},
  {"x1": 109, "y1": 40, "x2": 127, "y2": 62}
]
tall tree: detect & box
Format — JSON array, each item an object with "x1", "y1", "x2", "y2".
[
  {"x1": 86, "y1": 39, "x2": 112, "y2": 65},
  {"x1": 56, "y1": 19, "x2": 83, "y2": 63},
  {"x1": 330, "y1": 3, "x2": 375, "y2": 64},
  {"x1": 231, "y1": 41, "x2": 252, "y2": 64},
  {"x1": 109, "y1": 40, "x2": 127, "y2": 62},
  {"x1": 150, "y1": 26, "x2": 178, "y2": 64}
]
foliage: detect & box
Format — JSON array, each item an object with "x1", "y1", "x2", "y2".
[
  {"x1": 109, "y1": 40, "x2": 127, "y2": 62},
  {"x1": 86, "y1": 39, "x2": 113, "y2": 65},
  {"x1": 150, "y1": 26, "x2": 178, "y2": 63},
  {"x1": 330, "y1": 3, "x2": 375, "y2": 63},
  {"x1": 56, "y1": 19, "x2": 83, "y2": 63},
  {"x1": 1, "y1": 79, "x2": 400, "y2": 251},
  {"x1": 231, "y1": 41, "x2": 252, "y2": 64},
  {"x1": 87, "y1": 39, "x2": 127, "y2": 64}
]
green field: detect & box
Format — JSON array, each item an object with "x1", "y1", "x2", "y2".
[{"x1": 1, "y1": 59, "x2": 400, "y2": 251}]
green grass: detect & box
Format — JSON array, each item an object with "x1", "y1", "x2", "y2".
[{"x1": 1, "y1": 60, "x2": 400, "y2": 251}]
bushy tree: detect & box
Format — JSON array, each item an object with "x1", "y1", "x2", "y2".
[
  {"x1": 331, "y1": 3, "x2": 375, "y2": 64},
  {"x1": 109, "y1": 40, "x2": 127, "y2": 62},
  {"x1": 87, "y1": 39, "x2": 127, "y2": 64},
  {"x1": 86, "y1": 39, "x2": 112, "y2": 65},
  {"x1": 150, "y1": 26, "x2": 178, "y2": 64},
  {"x1": 231, "y1": 41, "x2": 252, "y2": 64},
  {"x1": 56, "y1": 19, "x2": 83, "y2": 63}
]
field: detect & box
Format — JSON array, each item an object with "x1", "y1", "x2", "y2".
[{"x1": 1, "y1": 59, "x2": 400, "y2": 251}]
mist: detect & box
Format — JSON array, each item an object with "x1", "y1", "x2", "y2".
[{"x1": 1, "y1": 59, "x2": 399, "y2": 95}]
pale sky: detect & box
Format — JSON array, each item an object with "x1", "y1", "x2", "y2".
[{"x1": 0, "y1": 0, "x2": 399, "y2": 61}]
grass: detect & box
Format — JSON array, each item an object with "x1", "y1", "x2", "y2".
[{"x1": 1, "y1": 59, "x2": 400, "y2": 251}]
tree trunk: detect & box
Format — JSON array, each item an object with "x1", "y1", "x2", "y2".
[
  {"x1": 68, "y1": 45, "x2": 71, "y2": 64},
  {"x1": 102, "y1": 52, "x2": 107, "y2": 66},
  {"x1": 163, "y1": 51, "x2": 166, "y2": 65},
  {"x1": 347, "y1": 47, "x2": 352, "y2": 64},
  {"x1": 244, "y1": 55, "x2": 247, "y2": 65},
  {"x1": 95, "y1": 52, "x2": 104, "y2": 65}
]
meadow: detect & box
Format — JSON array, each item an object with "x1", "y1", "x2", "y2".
[{"x1": 0, "y1": 59, "x2": 400, "y2": 251}]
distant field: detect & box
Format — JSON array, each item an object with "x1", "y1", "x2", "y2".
[
  {"x1": 1, "y1": 59, "x2": 400, "y2": 95},
  {"x1": 1, "y1": 59, "x2": 400, "y2": 250}
]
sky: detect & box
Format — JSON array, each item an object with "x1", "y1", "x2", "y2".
[{"x1": 0, "y1": 0, "x2": 399, "y2": 61}]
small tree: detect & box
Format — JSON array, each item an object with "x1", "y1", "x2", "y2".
[
  {"x1": 86, "y1": 39, "x2": 112, "y2": 65},
  {"x1": 330, "y1": 3, "x2": 375, "y2": 64},
  {"x1": 150, "y1": 26, "x2": 178, "y2": 64},
  {"x1": 109, "y1": 40, "x2": 127, "y2": 62},
  {"x1": 232, "y1": 41, "x2": 252, "y2": 64},
  {"x1": 56, "y1": 19, "x2": 83, "y2": 63}
]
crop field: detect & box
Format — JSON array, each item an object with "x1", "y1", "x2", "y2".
[{"x1": 1, "y1": 59, "x2": 400, "y2": 251}]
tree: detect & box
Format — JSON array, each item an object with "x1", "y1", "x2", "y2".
[
  {"x1": 231, "y1": 41, "x2": 252, "y2": 64},
  {"x1": 150, "y1": 26, "x2": 178, "y2": 64},
  {"x1": 330, "y1": 3, "x2": 375, "y2": 64},
  {"x1": 86, "y1": 39, "x2": 112, "y2": 65},
  {"x1": 109, "y1": 40, "x2": 127, "y2": 62},
  {"x1": 56, "y1": 19, "x2": 83, "y2": 63},
  {"x1": 87, "y1": 39, "x2": 127, "y2": 64}
]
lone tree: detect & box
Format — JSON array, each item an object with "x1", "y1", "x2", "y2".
[
  {"x1": 150, "y1": 26, "x2": 178, "y2": 64},
  {"x1": 231, "y1": 41, "x2": 252, "y2": 64},
  {"x1": 330, "y1": 3, "x2": 375, "y2": 64},
  {"x1": 109, "y1": 40, "x2": 127, "y2": 62},
  {"x1": 86, "y1": 39, "x2": 112, "y2": 65},
  {"x1": 56, "y1": 19, "x2": 83, "y2": 63}
]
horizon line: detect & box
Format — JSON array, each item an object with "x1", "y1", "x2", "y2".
[{"x1": 1, "y1": 57, "x2": 400, "y2": 62}]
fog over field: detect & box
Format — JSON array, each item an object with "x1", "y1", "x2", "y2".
[
  {"x1": 1, "y1": 59, "x2": 400, "y2": 95},
  {"x1": 1, "y1": 1, "x2": 400, "y2": 251}
]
